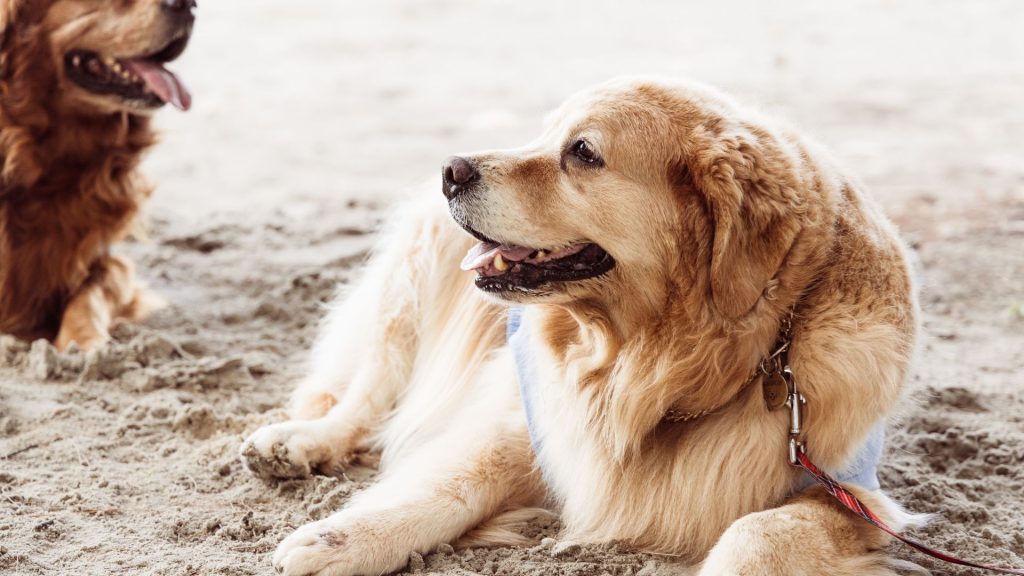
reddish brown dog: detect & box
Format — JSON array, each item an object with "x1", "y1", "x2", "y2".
[{"x1": 0, "y1": 0, "x2": 194, "y2": 350}]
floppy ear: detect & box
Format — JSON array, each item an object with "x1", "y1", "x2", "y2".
[
  {"x1": 0, "y1": 0, "x2": 29, "y2": 41},
  {"x1": 0, "y1": 0, "x2": 20, "y2": 24},
  {"x1": 1, "y1": 0, "x2": 48, "y2": 191},
  {"x1": 690, "y1": 126, "x2": 803, "y2": 318},
  {"x1": 1, "y1": 0, "x2": 46, "y2": 77},
  {"x1": 0, "y1": 1, "x2": 16, "y2": 75}
]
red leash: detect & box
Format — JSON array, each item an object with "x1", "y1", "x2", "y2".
[
  {"x1": 794, "y1": 451, "x2": 1024, "y2": 575},
  {"x1": 676, "y1": 310, "x2": 1023, "y2": 573},
  {"x1": 775, "y1": 363, "x2": 1024, "y2": 574}
]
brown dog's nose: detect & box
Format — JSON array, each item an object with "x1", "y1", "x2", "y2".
[
  {"x1": 442, "y1": 156, "x2": 480, "y2": 200},
  {"x1": 162, "y1": 0, "x2": 197, "y2": 13}
]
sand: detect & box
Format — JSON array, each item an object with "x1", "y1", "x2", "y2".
[{"x1": 1, "y1": 0, "x2": 1023, "y2": 574}]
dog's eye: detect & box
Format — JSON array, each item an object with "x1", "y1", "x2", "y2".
[{"x1": 570, "y1": 139, "x2": 601, "y2": 165}]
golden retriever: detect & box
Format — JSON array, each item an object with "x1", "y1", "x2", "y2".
[
  {"x1": 0, "y1": 0, "x2": 195, "y2": 350},
  {"x1": 242, "y1": 77, "x2": 920, "y2": 576}
]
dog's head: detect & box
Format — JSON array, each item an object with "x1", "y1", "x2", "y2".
[
  {"x1": 446, "y1": 78, "x2": 805, "y2": 319},
  {"x1": 1, "y1": 0, "x2": 196, "y2": 116}
]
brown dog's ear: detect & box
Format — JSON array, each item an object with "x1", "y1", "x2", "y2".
[
  {"x1": 689, "y1": 126, "x2": 803, "y2": 318},
  {"x1": 0, "y1": 1, "x2": 15, "y2": 74},
  {"x1": 1, "y1": 0, "x2": 49, "y2": 190},
  {"x1": 0, "y1": 0, "x2": 29, "y2": 39},
  {"x1": 0, "y1": 0, "x2": 45, "y2": 62},
  {"x1": 0, "y1": 0, "x2": 20, "y2": 25},
  {"x1": 1, "y1": 0, "x2": 35, "y2": 84}
]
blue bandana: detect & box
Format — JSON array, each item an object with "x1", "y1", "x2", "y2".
[{"x1": 507, "y1": 306, "x2": 882, "y2": 492}]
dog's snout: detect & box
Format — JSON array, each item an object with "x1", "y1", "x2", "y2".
[
  {"x1": 161, "y1": 0, "x2": 197, "y2": 15},
  {"x1": 442, "y1": 156, "x2": 480, "y2": 200}
]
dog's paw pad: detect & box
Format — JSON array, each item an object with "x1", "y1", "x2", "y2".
[
  {"x1": 240, "y1": 428, "x2": 314, "y2": 480},
  {"x1": 270, "y1": 515, "x2": 408, "y2": 576},
  {"x1": 272, "y1": 523, "x2": 351, "y2": 575}
]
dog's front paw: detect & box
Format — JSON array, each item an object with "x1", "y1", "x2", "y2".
[
  {"x1": 240, "y1": 421, "x2": 331, "y2": 480},
  {"x1": 55, "y1": 326, "x2": 108, "y2": 352},
  {"x1": 698, "y1": 504, "x2": 899, "y2": 576},
  {"x1": 273, "y1": 516, "x2": 408, "y2": 576}
]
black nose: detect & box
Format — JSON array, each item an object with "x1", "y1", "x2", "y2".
[
  {"x1": 162, "y1": 0, "x2": 197, "y2": 13},
  {"x1": 442, "y1": 156, "x2": 480, "y2": 200}
]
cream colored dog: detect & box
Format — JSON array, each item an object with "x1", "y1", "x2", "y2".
[{"x1": 242, "y1": 77, "x2": 920, "y2": 576}]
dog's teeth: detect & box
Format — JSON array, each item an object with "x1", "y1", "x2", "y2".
[
  {"x1": 104, "y1": 57, "x2": 116, "y2": 67},
  {"x1": 494, "y1": 254, "x2": 509, "y2": 272},
  {"x1": 536, "y1": 250, "x2": 547, "y2": 260},
  {"x1": 71, "y1": 55, "x2": 81, "y2": 67}
]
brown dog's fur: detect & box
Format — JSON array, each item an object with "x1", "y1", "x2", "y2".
[{"x1": 0, "y1": 0, "x2": 188, "y2": 349}]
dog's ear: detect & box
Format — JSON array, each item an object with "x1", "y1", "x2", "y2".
[
  {"x1": 0, "y1": 0, "x2": 31, "y2": 40},
  {"x1": 0, "y1": 1, "x2": 16, "y2": 74},
  {"x1": 0, "y1": 0, "x2": 22, "y2": 26},
  {"x1": 1, "y1": 0, "x2": 46, "y2": 63},
  {"x1": 1, "y1": 0, "x2": 37, "y2": 84},
  {"x1": 1, "y1": 0, "x2": 49, "y2": 190},
  {"x1": 688, "y1": 126, "x2": 803, "y2": 318}
]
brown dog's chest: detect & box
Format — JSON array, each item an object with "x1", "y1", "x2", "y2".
[{"x1": 0, "y1": 168, "x2": 142, "y2": 337}]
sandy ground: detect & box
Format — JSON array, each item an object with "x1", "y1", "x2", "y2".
[{"x1": 2, "y1": 0, "x2": 1023, "y2": 574}]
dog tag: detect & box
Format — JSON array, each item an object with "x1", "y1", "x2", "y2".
[{"x1": 762, "y1": 371, "x2": 789, "y2": 411}]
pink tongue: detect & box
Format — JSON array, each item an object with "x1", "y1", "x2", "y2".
[
  {"x1": 124, "y1": 60, "x2": 192, "y2": 111},
  {"x1": 460, "y1": 242, "x2": 534, "y2": 271}
]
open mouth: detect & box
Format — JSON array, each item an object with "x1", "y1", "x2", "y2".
[
  {"x1": 460, "y1": 236, "x2": 616, "y2": 293},
  {"x1": 64, "y1": 32, "x2": 192, "y2": 111}
]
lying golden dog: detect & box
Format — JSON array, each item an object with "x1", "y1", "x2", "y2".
[
  {"x1": 243, "y1": 77, "x2": 920, "y2": 576},
  {"x1": 0, "y1": 0, "x2": 195, "y2": 350}
]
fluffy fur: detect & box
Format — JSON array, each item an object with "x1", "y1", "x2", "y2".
[
  {"x1": 242, "y1": 77, "x2": 921, "y2": 576},
  {"x1": 0, "y1": 0, "x2": 191, "y2": 349}
]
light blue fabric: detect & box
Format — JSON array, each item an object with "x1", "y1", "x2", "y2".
[
  {"x1": 507, "y1": 306, "x2": 884, "y2": 492},
  {"x1": 836, "y1": 422, "x2": 884, "y2": 491},
  {"x1": 508, "y1": 307, "x2": 543, "y2": 453}
]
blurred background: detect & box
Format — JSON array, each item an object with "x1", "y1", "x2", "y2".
[{"x1": 147, "y1": 0, "x2": 1024, "y2": 221}]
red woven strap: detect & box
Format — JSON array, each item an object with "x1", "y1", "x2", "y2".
[{"x1": 795, "y1": 451, "x2": 1024, "y2": 575}]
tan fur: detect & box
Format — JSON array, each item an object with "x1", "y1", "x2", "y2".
[
  {"x1": 243, "y1": 77, "x2": 920, "y2": 576},
  {"x1": 0, "y1": 0, "x2": 190, "y2": 350},
  {"x1": 455, "y1": 508, "x2": 557, "y2": 549}
]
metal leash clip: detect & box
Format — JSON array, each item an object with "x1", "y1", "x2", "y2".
[{"x1": 782, "y1": 366, "x2": 807, "y2": 466}]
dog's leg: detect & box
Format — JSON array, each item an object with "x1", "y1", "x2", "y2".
[
  {"x1": 285, "y1": 248, "x2": 417, "y2": 423},
  {"x1": 54, "y1": 255, "x2": 157, "y2": 351},
  {"x1": 240, "y1": 261, "x2": 420, "y2": 477},
  {"x1": 291, "y1": 194, "x2": 474, "y2": 422},
  {"x1": 241, "y1": 196, "x2": 489, "y2": 478},
  {"x1": 271, "y1": 371, "x2": 544, "y2": 576},
  {"x1": 698, "y1": 486, "x2": 921, "y2": 576},
  {"x1": 240, "y1": 357, "x2": 403, "y2": 479}
]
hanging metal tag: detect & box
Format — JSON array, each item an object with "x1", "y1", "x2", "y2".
[{"x1": 762, "y1": 370, "x2": 789, "y2": 411}]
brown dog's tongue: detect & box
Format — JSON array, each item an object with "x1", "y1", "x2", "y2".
[{"x1": 124, "y1": 60, "x2": 192, "y2": 111}]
